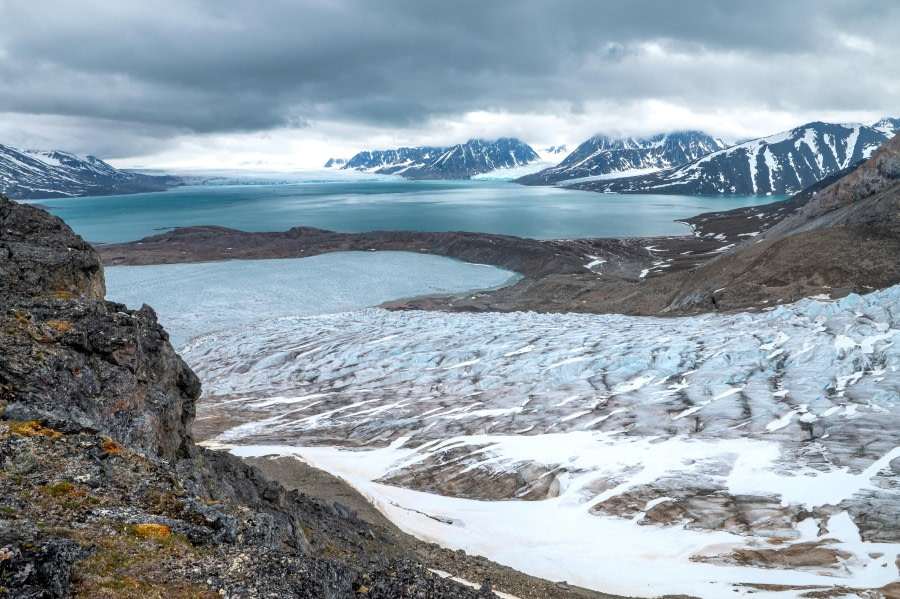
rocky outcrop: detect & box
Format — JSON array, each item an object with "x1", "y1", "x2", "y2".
[
  {"x1": 0, "y1": 198, "x2": 105, "y2": 301},
  {"x1": 0, "y1": 194, "x2": 503, "y2": 598}
]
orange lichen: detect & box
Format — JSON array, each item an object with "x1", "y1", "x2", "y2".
[
  {"x1": 101, "y1": 438, "x2": 126, "y2": 456},
  {"x1": 46, "y1": 320, "x2": 72, "y2": 333},
  {"x1": 11, "y1": 420, "x2": 65, "y2": 440},
  {"x1": 132, "y1": 524, "x2": 171, "y2": 540}
]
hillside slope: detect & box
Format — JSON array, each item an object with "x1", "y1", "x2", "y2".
[
  {"x1": 0, "y1": 144, "x2": 179, "y2": 199},
  {"x1": 664, "y1": 132, "x2": 900, "y2": 312}
]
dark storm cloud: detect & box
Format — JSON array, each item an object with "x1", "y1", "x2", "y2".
[{"x1": 0, "y1": 0, "x2": 897, "y2": 155}]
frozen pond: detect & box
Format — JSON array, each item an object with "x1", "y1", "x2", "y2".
[{"x1": 105, "y1": 251, "x2": 520, "y2": 347}]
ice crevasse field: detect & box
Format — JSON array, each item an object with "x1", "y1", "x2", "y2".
[{"x1": 106, "y1": 251, "x2": 900, "y2": 599}]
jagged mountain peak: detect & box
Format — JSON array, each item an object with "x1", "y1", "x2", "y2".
[
  {"x1": 323, "y1": 157, "x2": 347, "y2": 168},
  {"x1": 516, "y1": 130, "x2": 726, "y2": 185},
  {"x1": 543, "y1": 145, "x2": 568, "y2": 154},
  {"x1": 872, "y1": 117, "x2": 900, "y2": 135},
  {"x1": 342, "y1": 137, "x2": 540, "y2": 180}
]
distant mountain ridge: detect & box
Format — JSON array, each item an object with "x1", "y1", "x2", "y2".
[
  {"x1": 342, "y1": 138, "x2": 540, "y2": 179},
  {"x1": 516, "y1": 131, "x2": 726, "y2": 185},
  {"x1": 873, "y1": 117, "x2": 900, "y2": 136},
  {"x1": 563, "y1": 121, "x2": 893, "y2": 195},
  {"x1": 323, "y1": 157, "x2": 346, "y2": 168},
  {"x1": 541, "y1": 145, "x2": 569, "y2": 156},
  {"x1": 0, "y1": 144, "x2": 179, "y2": 199}
]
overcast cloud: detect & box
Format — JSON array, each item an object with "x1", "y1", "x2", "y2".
[{"x1": 0, "y1": 0, "x2": 897, "y2": 168}]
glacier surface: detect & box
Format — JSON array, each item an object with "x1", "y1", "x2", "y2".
[{"x1": 182, "y1": 286, "x2": 900, "y2": 597}]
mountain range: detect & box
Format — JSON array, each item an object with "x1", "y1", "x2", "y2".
[
  {"x1": 538, "y1": 119, "x2": 899, "y2": 195},
  {"x1": 563, "y1": 121, "x2": 892, "y2": 195},
  {"x1": 665, "y1": 127, "x2": 900, "y2": 312},
  {"x1": 0, "y1": 144, "x2": 180, "y2": 200},
  {"x1": 515, "y1": 131, "x2": 726, "y2": 185},
  {"x1": 341, "y1": 137, "x2": 540, "y2": 179}
]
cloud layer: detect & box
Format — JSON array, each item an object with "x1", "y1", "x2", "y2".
[{"x1": 1, "y1": 0, "x2": 897, "y2": 166}]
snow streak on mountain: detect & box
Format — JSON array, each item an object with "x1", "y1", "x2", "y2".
[
  {"x1": 342, "y1": 138, "x2": 540, "y2": 179},
  {"x1": 0, "y1": 144, "x2": 178, "y2": 199}
]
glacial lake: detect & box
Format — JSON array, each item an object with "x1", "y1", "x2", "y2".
[
  {"x1": 29, "y1": 179, "x2": 786, "y2": 244},
  {"x1": 105, "y1": 251, "x2": 521, "y2": 348}
]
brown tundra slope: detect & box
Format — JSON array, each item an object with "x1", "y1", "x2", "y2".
[{"x1": 662, "y1": 133, "x2": 900, "y2": 313}]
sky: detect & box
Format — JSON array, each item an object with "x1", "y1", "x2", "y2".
[{"x1": 0, "y1": 0, "x2": 898, "y2": 170}]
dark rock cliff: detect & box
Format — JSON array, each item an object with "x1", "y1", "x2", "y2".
[{"x1": 0, "y1": 195, "x2": 496, "y2": 598}]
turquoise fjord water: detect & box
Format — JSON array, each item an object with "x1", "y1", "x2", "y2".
[{"x1": 28, "y1": 180, "x2": 787, "y2": 244}]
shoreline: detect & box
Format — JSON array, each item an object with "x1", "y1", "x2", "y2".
[{"x1": 97, "y1": 196, "x2": 794, "y2": 317}]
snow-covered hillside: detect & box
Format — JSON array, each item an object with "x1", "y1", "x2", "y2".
[
  {"x1": 342, "y1": 138, "x2": 541, "y2": 180},
  {"x1": 188, "y1": 286, "x2": 900, "y2": 598},
  {"x1": 0, "y1": 144, "x2": 178, "y2": 199},
  {"x1": 872, "y1": 117, "x2": 900, "y2": 136},
  {"x1": 516, "y1": 131, "x2": 726, "y2": 185},
  {"x1": 568, "y1": 121, "x2": 893, "y2": 195}
]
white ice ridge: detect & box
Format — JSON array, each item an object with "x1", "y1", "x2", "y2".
[{"x1": 187, "y1": 286, "x2": 900, "y2": 598}]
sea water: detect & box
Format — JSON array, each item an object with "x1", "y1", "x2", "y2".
[{"x1": 28, "y1": 179, "x2": 786, "y2": 244}]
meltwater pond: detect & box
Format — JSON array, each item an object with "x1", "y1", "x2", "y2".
[
  {"x1": 105, "y1": 251, "x2": 520, "y2": 348},
  {"x1": 30, "y1": 179, "x2": 786, "y2": 243}
]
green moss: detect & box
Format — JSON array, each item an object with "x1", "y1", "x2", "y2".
[
  {"x1": 76, "y1": 526, "x2": 215, "y2": 599},
  {"x1": 42, "y1": 481, "x2": 79, "y2": 497}
]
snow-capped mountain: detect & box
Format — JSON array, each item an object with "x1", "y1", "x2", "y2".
[
  {"x1": 872, "y1": 117, "x2": 900, "y2": 136},
  {"x1": 516, "y1": 131, "x2": 726, "y2": 185},
  {"x1": 0, "y1": 144, "x2": 179, "y2": 199},
  {"x1": 342, "y1": 138, "x2": 540, "y2": 179},
  {"x1": 323, "y1": 157, "x2": 347, "y2": 168},
  {"x1": 567, "y1": 121, "x2": 893, "y2": 195}
]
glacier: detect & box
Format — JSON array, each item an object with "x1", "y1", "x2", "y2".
[{"x1": 183, "y1": 285, "x2": 900, "y2": 598}]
